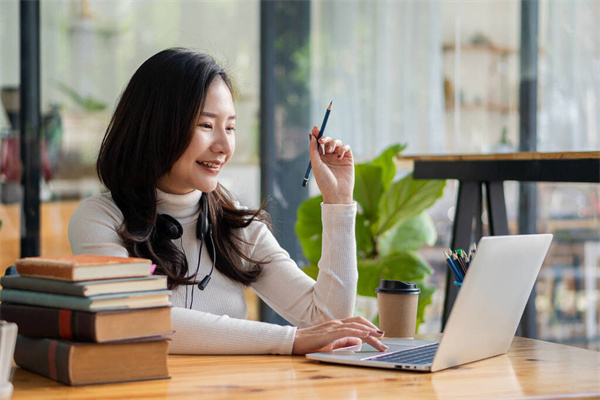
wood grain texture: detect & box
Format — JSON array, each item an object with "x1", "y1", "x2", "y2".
[
  {"x1": 399, "y1": 151, "x2": 600, "y2": 161},
  {"x1": 0, "y1": 201, "x2": 80, "y2": 277},
  {"x1": 10, "y1": 335, "x2": 600, "y2": 400}
]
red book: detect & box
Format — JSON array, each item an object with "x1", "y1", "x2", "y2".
[
  {"x1": 0, "y1": 303, "x2": 172, "y2": 342},
  {"x1": 14, "y1": 335, "x2": 170, "y2": 386}
]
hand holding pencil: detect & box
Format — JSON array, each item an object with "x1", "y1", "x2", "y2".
[{"x1": 305, "y1": 103, "x2": 354, "y2": 204}]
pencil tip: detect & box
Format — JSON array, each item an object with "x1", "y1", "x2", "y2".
[{"x1": 328, "y1": 101, "x2": 332, "y2": 110}]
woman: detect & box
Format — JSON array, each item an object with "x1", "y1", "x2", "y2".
[{"x1": 69, "y1": 48, "x2": 387, "y2": 355}]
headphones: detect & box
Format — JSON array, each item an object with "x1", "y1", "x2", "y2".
[{"x1": 156, "y1": 194, "x2": 216, "y2": 296}]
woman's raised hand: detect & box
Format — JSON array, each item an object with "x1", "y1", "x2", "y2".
[
  {"x1": 292, "y1": 316, "x2": 388, "y2": 355},
  {"x1": 309, "y1": 127, "x2": 354, "y2": 205}
]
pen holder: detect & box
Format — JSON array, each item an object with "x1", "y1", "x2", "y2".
[{"x1": 0, "y1": 321, "x2": 17, "y2": 399}]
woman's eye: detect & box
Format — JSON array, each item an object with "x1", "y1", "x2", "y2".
[
  {"x1": 226, "y1": 127, "x2": 236, "y2": 132},
  {"x1": 198, "y1": 123, "x2": 212, "y2": 129}
]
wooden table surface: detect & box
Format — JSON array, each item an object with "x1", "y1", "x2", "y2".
[
  {"x1": 10, "y1": 335, "x2": 600, "y2": 400},
  {"x1": 399, "y1": 150, "x2": 600, "y2": 161}
]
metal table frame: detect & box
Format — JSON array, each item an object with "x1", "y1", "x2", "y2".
[{"x1": 411, "y1": 152, "x2": 600, "y2": 337}]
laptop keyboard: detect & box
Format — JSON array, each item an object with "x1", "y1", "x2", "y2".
[{"x1": 364, "y1": 342, "x2": 439, "y2": 365}]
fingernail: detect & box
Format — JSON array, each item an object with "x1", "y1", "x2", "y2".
[
  {"x1": 377, "y1": 330, "x2": 384, "y2": 334},
  {"x1": 321, "y1": 144, "x2": 325, "y2": 155}
]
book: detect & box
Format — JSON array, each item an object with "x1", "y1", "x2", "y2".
[
  {"x1": 0, "y1": 275, "x2": 167, "y2": 297},
  {"x1": 14, "y1": 335, "x2": 170, "y2": 385},
  {"x1": 15, "y1": 255, "x2": 153, "y2": 282},
  {"x1": 0, "y1": 289, "x2": 171, "y2": 312},
  {"x1": 0, "y1": 303, "x2": 172, "y2": 342}
]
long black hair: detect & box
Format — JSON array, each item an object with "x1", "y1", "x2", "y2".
[{"x1": 97, "y1": 48, "x2": 267, "y2": 289}]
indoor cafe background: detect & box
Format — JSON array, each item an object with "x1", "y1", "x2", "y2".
[{"x1": 0, "y1": 0, "x2": 598, "y2": 350}]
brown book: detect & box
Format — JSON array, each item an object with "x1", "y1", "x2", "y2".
[
  {"x1": 15, "y1": 255, "x2": 153, "y2": 281},
  {"x1": 14, "y1": 335, "x2": 170, "y2": 385},
  {"x1": 0, "y1": 303, "x2": 172, "y2": 342}
]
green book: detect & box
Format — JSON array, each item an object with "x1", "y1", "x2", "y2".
[
  {"x1": 0, "y1": 275, "x2": 167, "y2": 297},
  {"x1": 0, "y1": 288, "x2": 171, "y2": 312}
]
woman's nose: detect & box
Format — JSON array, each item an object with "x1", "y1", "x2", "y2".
[{"x1": 211, "y1": 128, "x2": 233, "y2": 154}]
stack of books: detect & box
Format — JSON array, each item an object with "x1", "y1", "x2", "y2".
[{"x1": 0, "y1": 255, "x2": 172, "y2": 386}]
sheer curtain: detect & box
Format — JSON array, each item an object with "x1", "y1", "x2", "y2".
[
  {"x1": 310, "y1": 0, "x2": 444, "y2": 160},
  {"x1": 539, "y1": 0, "x2": 600, "y2": 152}
]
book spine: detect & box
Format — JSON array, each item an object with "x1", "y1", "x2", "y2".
[
  {"x1": 0, "y1": 304, "x2": 97, "y2": 341},
  {"x1": 0, "y1": 276, "x2": 86, "y2": 296},
  {"x1": 0, "y1": 289, "x2": 92, "y2": 311},
  {"x1": 14, "y1": 335, "x2": 72, "y2": 385}
]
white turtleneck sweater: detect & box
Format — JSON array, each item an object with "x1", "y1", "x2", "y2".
[{"x1": 68, "y1": 189, "x2": 357, "y2": 355}]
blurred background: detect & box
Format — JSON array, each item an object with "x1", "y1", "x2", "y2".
[{"x1": 1, "y1": 0, "x2": 598, "y2": 350}]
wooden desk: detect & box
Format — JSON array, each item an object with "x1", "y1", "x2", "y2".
[
  {"x1": 403, "y1": 151, "x2": 600, "y2": 336},
  {"x1": 10, "y1": 335, "x2": 600, "y2": 399}
]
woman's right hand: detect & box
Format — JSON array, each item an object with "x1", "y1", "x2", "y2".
[{"x1": 292, "y1": 316, "x2": 389, "y2": 355}]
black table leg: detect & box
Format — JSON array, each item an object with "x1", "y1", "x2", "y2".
[
  {"x1": 485, "y1": 181, "x2": 509, "y2": 235},
  {"x1": 443, "y1": 180, "x2": 480, "y2": 330}
]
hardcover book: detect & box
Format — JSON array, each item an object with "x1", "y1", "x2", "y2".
[
  {"x1": 0, "y1": 275, "x2": 167, "y2": 297},
  {"x1": 14, "y1": 335, "x2": 170, "y2": 385},
  {"x1": 0, "y1": 289, "x2": 171, "y2": 312},
  {"x1": 15, "y1": 255, "x2": 153, "y2": 281},
  {"x1": 0, "y1": 303, "x2": 172, "y2": 342}
]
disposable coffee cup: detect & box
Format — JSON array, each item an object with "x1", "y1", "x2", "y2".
[{"x1": 376, "y1": 280, "x2": 420, "y2": 338}]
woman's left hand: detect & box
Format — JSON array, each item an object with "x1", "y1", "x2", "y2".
[{"x1": 309, "y1": 126, "x2": 354, "y2": 204}]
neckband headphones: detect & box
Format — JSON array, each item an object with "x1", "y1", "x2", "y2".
[{"x1": 156, "y1": 194, "x2": 215, "y2": 306}]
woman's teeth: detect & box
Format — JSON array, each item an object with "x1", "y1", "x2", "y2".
[{"x1": 198, "y1": 161, "x2": 219, "y2": 168}]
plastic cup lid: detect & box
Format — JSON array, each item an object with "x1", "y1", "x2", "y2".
[{"x1": 375, "y1": 279, "x2": 420, "y2": 294}]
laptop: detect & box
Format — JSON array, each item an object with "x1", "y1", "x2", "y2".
[{"x1": 306, "y1": 234, "x2": 553, "y2": 372}]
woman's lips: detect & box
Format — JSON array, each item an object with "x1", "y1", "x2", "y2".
[{"x1": 196, "y1": 160, "x2": 221, "y2": 173}]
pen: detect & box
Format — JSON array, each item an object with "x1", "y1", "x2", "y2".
[{"x1": 302, "y1": 101, "x2": 333, "y2": 187}]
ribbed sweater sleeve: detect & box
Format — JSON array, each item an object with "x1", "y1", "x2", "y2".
[
  {"x1": 169, "y1": 308, "x2": 296, "y2": 354},
  {"x1": 249, "y1": 203, "x2": 358, "y2": 327}
]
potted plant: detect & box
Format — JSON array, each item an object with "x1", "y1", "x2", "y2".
[{"x1": 296, "y1": 144, "x2": 446, "y2": 328}]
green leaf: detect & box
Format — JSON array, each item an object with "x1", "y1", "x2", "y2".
[
  {"x1": 374, "y1": 173, "x2": 445, "y2": 236},
  {"x1": 371, "y1": 144, "x2": 406, "y2": 190},
  {"x1": 356, "y1": 251, "x2": 433, "y2": 297},
  {"x1": 301, "y1": 264, "x2": 319, "y2": 280},
  {"x1": 295, "y1": 195, "x2": 323, "y2": 265},
  {"x1": 416, "y1": 282, "x2": 435, "y2": 328},
  {"x1": 353, "y1": 164, "x2": 384, "y2": 222},
  {"x1": 356, "y1": 213, "x2": 375, "y2": 260},
  {"x1": 378, "y1": 212, "x2": 437, "y2": 256}
]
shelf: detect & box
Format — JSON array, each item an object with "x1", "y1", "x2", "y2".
[
  {"x1": 445, "y1": 103, "x2": 518, "y2": 113},
  {"x1": 442, "y1": 43, "x2": 517, "y2": 55}
]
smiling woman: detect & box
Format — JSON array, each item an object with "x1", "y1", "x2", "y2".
[
  {"x1": 157, "y1": 79, "x2": 236, "y2": 195},
  {"x1": 67, "y1": 48, "x2": 386, "y2": 356}
]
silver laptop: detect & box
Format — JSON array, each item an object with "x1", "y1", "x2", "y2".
[{"x1": 306, "y1": 234, "x2": 553, "y2": 372}]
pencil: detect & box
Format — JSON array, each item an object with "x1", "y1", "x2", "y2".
[{"x1": 302, "y1": 101, "x2": 333, "y2": 187}]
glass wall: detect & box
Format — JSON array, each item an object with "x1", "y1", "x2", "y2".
[{"x1": 1, "y1": 0, "x2": 598, "y2": 349}]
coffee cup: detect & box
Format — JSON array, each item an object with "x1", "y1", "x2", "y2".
[{"x1": 376, "y1": 280, "x2": 420, "y2": 338}]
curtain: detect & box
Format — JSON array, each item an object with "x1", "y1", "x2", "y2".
[
  {"x1": 310, "y1": 0, "x2": 444, "y2": 160},
  {"x1": 539, "y1": 0, "x2": 600, "y2": 151}
]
